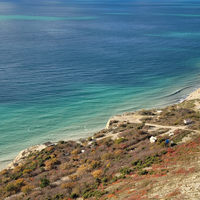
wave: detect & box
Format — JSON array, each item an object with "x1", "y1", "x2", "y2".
[
  {"x1": 159, "y1": 86, "x2": 192, "y2": 99},
  {"x1": 0, "y1": 159, "x2": 13, "y2": 164}
]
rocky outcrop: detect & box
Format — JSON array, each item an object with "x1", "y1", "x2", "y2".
[
  {"x1": 7, "y1": 142, "x2": 54, "y2": 169},
  {"x1": 187, "y1": 88, "x2": 200, "y2": 100},
  {"x1": 106, "y1": 112, "x2": 142, "y2": 129}
]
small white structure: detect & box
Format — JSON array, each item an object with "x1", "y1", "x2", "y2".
[
  {"x1": 157, "y1": 110, "x2": 163, "y2": 114},
  {"x1": 184, "y1": 119, "x2": 192, "y2": 125},
  {"x1": 150, "y1": 136, "x2": 157, "y2": 143},
  {"x1": 81, "y1": 150, "x2": 85, "y2": 153},
  {"x1": 169, "y1": 132, "x2": 175, "y2": 136}
]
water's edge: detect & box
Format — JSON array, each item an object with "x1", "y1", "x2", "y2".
[{"x1": 4, "y1": 86, "x2": 199, "y2": 171}]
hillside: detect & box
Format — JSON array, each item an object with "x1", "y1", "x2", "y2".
[{"x1": 1, "y1": 95, "x2": 200, "y2": 199}]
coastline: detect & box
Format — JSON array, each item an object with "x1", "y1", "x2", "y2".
[
  {"x1": 2, "y1": 86, "x2": 200, "y2": 171},
  {"x1": 2, "y1": 85, "x2": 200, "y2": 199}
]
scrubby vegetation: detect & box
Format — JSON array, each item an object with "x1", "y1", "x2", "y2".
[
  {"x1": 141, "y1": 100, "x2": 200, "y2": 129},
  {"x1": 0, "y1": 123, "x2": 168, "y2": 199},
  {"x1": 1, "y1": 100, "x2": 200, "y2": 199}
]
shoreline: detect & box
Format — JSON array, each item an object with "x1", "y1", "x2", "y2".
[{"x1": 1, "y1": 86, "x2": 200, "y2": 171}]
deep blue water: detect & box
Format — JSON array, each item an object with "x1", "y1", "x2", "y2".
[{"x1": 1, "y1": 0, "x2": 200, "y2": 170}]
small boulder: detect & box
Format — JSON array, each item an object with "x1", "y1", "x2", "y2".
[{"x1": 150, "y1": 136, "x2": 157, "y2": 143}]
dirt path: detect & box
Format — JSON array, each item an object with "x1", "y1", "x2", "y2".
[{"x1": 146, "y1": 123, "x2": 187, "y2": 131}]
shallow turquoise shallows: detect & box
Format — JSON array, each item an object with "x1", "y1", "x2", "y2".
[{"x1": 1, "y1": 0, "x2": 200, "y2": 170}]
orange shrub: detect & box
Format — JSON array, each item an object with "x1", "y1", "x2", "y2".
[
  {"x1": 60, "y1": 162, "x2": 73, "y2": 170},
  {"x1": 101, "y1": 152, "x2": 114, "y2": 160},
  {"x1": 45, "y1": 160, "x2": 54, "y2": 170},
  {"x1": 5, "y1": 179, "x2": 25, "y2": 193},
  {"x1": 51, "y1": 158, "x2": 60, "y2": 164},
  {"x1": 29, "y1": 156, "x2": 36, "y2": 160},
  {"x1": 50, "y1": 153, "x2": 56, "y2": 158},
  {"x1": 38, "y1": 154, "x2": 43, "y2": 159},
  {"x1": 78, "y1": 164, "x2": 88, "y2": 172},
  {"x1": 69, "y1": 168, "x2": 77, "y2": 175},
  {"x1": 92, "y1": 170, "x2": 102, "y2": 178},
  {"x1": 0, "y1": 169, "x2": 7, "y2": 175},
  {"x1": 15, "y1": 178, "x2": 26, "y2": 190},
  {"x1": 45, "y1": 158, "x2": 60, "y2": 170},
  {"x1": 69, "y1": 174, "x2": 78, "y2": 181},
  {"x1": 23, "y1": 169, "x2": 32, "y2": 174},
  {"x1": 106, "y1": 162, "x2": 111, "y2": 168},
  {"x1": 115, "y1": 149, "x2": 123, "y2": 155},
  {"x1": 61, "y1": 182, "x2": 76, "y2": 189},
  {"x1": 71, "y1": 148, "x2": 81, "y2": 155},
  {"x1": 21, "y1": 184, "x2": 35, "y2": 194},
  {"x1": 12, "y1": 165, "x2": 24, "y2": 173}
]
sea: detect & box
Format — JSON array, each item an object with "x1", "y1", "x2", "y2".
[{"x1": 1, "y1": 0, "x2": 200, "y2": 170}]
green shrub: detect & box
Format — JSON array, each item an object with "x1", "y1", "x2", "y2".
[
  {"x1": 38, "y1": 159, "x2": 45, "y2": 167},
  {"x1": 118, "y1": 174, "x2": 126, "y2": 179},
  {"x1": 23, "y1": 169, "x2": 32, "y2": 174},
  {"x1": 160, "y1": 141, "x2": 167, "y2": 147},
  {"x1": 112, "y1": 176, "x2": 118, "y2": 182},
  {"x1": 136, "y1": 160, "x2": 143, "y2": 168},
  {"x1": 52, "y1": 194, "x2": 64, "y2": 200},
  {"x1": 87, "y1": 136, "x2": 92, "y2": 141},
  {"x1": 119, "y1": 167, "x2": 131, "y2": 175},
  {"x1": 5, "y1": 183, "x2": 17, "y2": 192},
  {"x1": 138, "y1": 169, "x2": 148, "y2": 175},
  {"x1": 157, "y1": 138, "x2": 165, "y2": 144},
  {"x1": 161, "y1": 150, "x2": 167, "y2": 155},
  {"x1": 131, "y1": 159, "x2": 140, "y2": 166},
  {"x1": 0, "y1": 187, "x2": 4, "y2": 196},
  {"x1": 174, "y1": 119, "x2": 181, "y2": 125},
  {"x1": 29, "y1": 162, "x2": 37, "y2": 171},
  {"x1": 148, "y1": 170, "x2": 155, "y2": 175},
  {"x1": 101, "y1": 177, "x2": 108, "y2": 183},
  {"x1": 21, "y1": 185, "x2": 35, "y2": 194},
  {"x1": 39, "y1": 178, "x2": 50, "y2": 188},
  {"x1": 142, "y1": 155, "x2": 162, "y2": 168},
  {"x1": 137, "y1": 124, "x2": 145, "y2": 129},
  {"x1": 82, "y1": 190, "x2": 108, "y2": 199},
  {"x1": 89, "y1": 160, "x2": 101, "y2": 169},
  {"x1": 103, "y1": 167, "x2": 109, "y2": 174},
  {"x1": 115, "y1": 137, "x2": 127, "y2": 144},
  {"x1": 10, "y1": 172, "x2": 22, "y2": 180},
  {"x1": 101, "y1": 152, "x2": 114, "y2": 160},
  {"x1": 71, "y1": 193, "x2": 79, "y2": 199},
  {"x1": 132, "y1": 154, "x2": 162, "y2": 170}
]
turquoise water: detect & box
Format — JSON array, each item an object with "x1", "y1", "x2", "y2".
[{"x1": 1, "y1": 0, "x2": 200, "y2": 170}]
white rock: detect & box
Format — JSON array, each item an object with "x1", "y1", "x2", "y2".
[
  {"x1": 7, "y1": 144, "x2": 47, "y2": 169},
  {"x1": 157, "y1": 110, "x2": 163, "y2": 113},
  {"x1": 150, "y1": 136, "x2": 157, "y2": 143}
]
